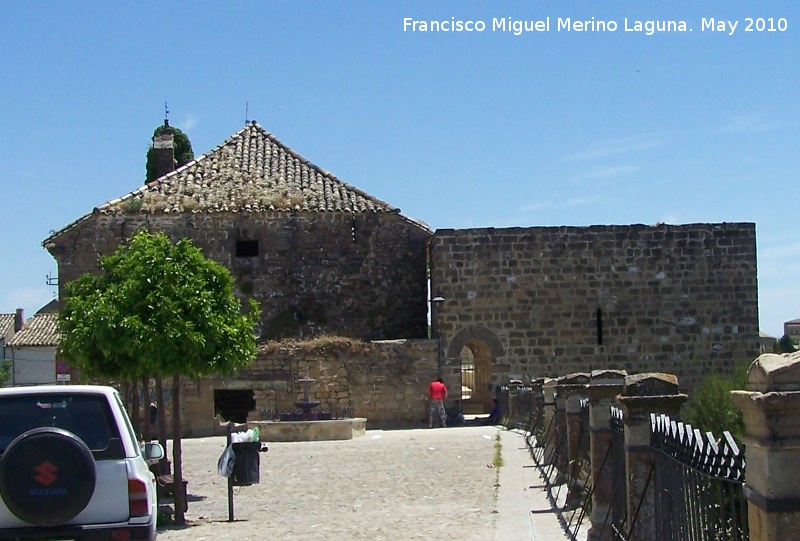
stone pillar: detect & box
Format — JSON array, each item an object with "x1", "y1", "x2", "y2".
[
  {"x1": 617, "y1": 373, "x2": 686, "y2": 541},
  {"x1": 731, "y1": 352, "x2": 800, "y2": 541},
  {"x1": 586, "y1": 370, "x2": 627, "y2": 541},
  {"x1": 507, "y1": 379, "x2": 523, "y2": 427},
  {"x1": 557, "y1": 373, "x2": 590, "y2": 504},
  {"x1": 529, "y1": 378, "x2": 546, "y2": 440},
  {"x1": 551, "y1": 376, "x2": 570, "y2": 483},
  {"x1": 542, "y1": 378, "x2": 558, "y2": 465}
]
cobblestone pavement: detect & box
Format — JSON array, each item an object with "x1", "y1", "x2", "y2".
[{"x1": 156, "y1": 425, "x2": 505, "y2": 541}]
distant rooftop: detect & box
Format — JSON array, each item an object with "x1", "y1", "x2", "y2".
[
  {"x1": 7, "y1": 313, "x2": 59, "y2": 347},
  {"x1": 0, "y1": 314, "x2": 15, "y2": 338},
  {"x1": 44, "y1": 121, "x2": 430, "y2": 244}
]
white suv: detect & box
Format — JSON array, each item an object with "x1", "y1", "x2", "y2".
[{"x1": 0, "y1": 385, "x2": 164, "y2": 541}]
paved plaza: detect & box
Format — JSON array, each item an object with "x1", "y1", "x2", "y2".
[{"x1": 156, "y1": 426, "x2": 572, "y2": 541}]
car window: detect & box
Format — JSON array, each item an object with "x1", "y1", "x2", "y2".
[
  {"x1": 0, "y1": 394, "x2": 122, "y2": 458},
  {"x1": 114, "y1": 391, "x2": 141, "y2": 456}
]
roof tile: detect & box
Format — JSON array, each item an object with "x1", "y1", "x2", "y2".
[
  {"x1": 7, "y1": 313, "x2": 59, "y2": 347},
  {"x1": 43, "y1": 122, "x2": 431, "y2": 245},
  {"x1": 0, "y1": 314, "x2": 14, "y2": 337},
  {"x1": 94, "y1": 122, "x2": 400, "y2": 216}
]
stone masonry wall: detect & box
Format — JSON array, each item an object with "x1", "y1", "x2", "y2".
[
  {"x1": 46, "y1": 211, "x2": 430, "y2": 340},
  {"x1": 431, "y1": 223, "x2": 760, "y2": 392},
  {"x1": 178, "y1": 338, "x2": 439, "y2": 437}
]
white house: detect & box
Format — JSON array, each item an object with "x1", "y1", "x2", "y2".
[
  {"x1": 5, "y1": 310, "x2": 60, "y2": 386},
  {"x1": 1, "y1": 310, "x2": 24, "y2": 387}
]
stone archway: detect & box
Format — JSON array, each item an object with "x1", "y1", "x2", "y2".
[{"x1": 446, "y1": 327, "x2": 505, "y2": 414}]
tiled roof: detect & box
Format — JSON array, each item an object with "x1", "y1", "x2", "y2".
[
  {"x1": 0, "y1": 314, "x2": 14, "y2": 337},
  {"x1": 785, "y1": 318, "x2": 800, "y2": 325},
  {"x1": 44, "y1": 122, "x2": 430, "y2": 244},
  {"x1": 7, "y1": 313, "x2": 59, "y2": 347}
]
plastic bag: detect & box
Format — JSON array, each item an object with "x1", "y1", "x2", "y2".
[
  {"x1": 217, "y1": 445, "x2": 235, "y2": 477},
  {"x1": 230, "y1": 428, "x2": 259, "y2": 443}
]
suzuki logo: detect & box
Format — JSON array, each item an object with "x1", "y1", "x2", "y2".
[{"x1": 33, "y1": 461, "x2": 58, "y2": 486}]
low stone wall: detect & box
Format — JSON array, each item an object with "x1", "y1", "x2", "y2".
[
  {"x1": 246, "y1": 418, "x2": 367, "y2": 442},
  {"x1": 178, "y1": 337, "x2": 439, "y2": 437}
]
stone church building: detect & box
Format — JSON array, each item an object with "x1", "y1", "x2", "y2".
[
  {"x1": 42, "y1": 122, "x2": 760, "y2": 432},
  {"x1": 43, "y1": 122, "x2": 431, "y2": 342}
]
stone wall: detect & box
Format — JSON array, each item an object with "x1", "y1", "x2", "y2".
[
  {"x1": 176, "y1": 338, "x2": 439, "y2": 437},
  {"x1": 45, "y1": 211, "x2": 430, "y2": 340},
  {"x1": 431, "y1": 223, "x2": 760, "y2": 392}
]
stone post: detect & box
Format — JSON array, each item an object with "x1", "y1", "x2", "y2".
[
  {"x1": 507, "y1": 379, "x2": 523, "y2": 427},
  {"x1": 529, "y1": 378, "x2": 546, "y2": 440},
  {"x1": 731, "y1": 352, "x2": 800, "y2": 541},
  {"x1": 557, "y1": 373, "x2": 591, "y2": 505},
  {"x1": 542, "y1": 378, "x2": 558, "y2": 466},
  {"x1": 617, "y1": 373, "x2": 686, "y2": 541},
  {"x1": 551, "y1": 376, "x2": 570, "y2": 483},
  {"x1": 586, "y1": 370, "x2": 627, "y2": 541}
]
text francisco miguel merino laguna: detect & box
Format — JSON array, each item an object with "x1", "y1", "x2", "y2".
[{"x1": 405, "y1": 17, "x2": 702, "y2": 36}]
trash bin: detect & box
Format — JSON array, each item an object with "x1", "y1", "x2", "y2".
[{"x1": 231, "y1": 442, "x2": 261, "y2": 486}]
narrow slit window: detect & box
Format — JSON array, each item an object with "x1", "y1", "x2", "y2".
[
  {"x1": 235, "y1": 240, "x2": 259, "y2": 258},
  {"x1": 596, "y1": 308, "x2": 604, "y2": 346}
]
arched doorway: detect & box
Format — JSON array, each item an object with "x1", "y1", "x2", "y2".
[
  {"x1": 446, "y1": 327, "x2": 505, "y2": 415},
  {"x1": 459, "y1": 341, "x2": 494, "y2": 414}
]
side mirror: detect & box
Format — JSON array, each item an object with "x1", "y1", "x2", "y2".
[{"x1": 143, "y1": 441, "x2": 165, "y2": 461}]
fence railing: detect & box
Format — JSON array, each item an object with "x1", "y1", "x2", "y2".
[
  {"x1": 499, "y1": 384, "x2": 748, "y2": 541},
  {"x1": 651, "y1": 413, "x2": 747, "y2": 541}
]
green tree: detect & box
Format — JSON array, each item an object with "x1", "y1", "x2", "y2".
[
  {"x1": 145, "y1": 124, "x2": 194, "y2": 182},
  {"x1": 775, "y1": 334, "x2": 798, "y2": 354},
  {"x1": 0, "y1": 358, "x2": 11, "y2": 387},
  {"x1": 58, "y1": 230, "x2": 259, "y2": 524},
  {"x1": 682, "y1": 359, "x2": 750, "y2": 441}
]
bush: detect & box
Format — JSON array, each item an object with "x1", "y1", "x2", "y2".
[
  {"x1": 0, "y1": 358, "x2": 11, "y2": 387},
  {"x1": 682, "y1": 360, "x2": 749, "y2": 441}
]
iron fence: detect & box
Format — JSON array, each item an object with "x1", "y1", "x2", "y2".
[
  {"x1": 499, "y1": 386, "x2": 748, "y2": 541},
  {"x1": 608, "y1": 405, "x2": 629, "y2": 540},
  {"x1": 651, "y1": 413, "x2": 747, "y2": 541}
]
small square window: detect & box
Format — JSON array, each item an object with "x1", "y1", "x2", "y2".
[{"x1": 236, "y1": 240, "x2": 259, "y2": 258}]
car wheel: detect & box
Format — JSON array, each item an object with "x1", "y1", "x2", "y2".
[{"x1": 0, "y1": 427, "x2": 97, "y2": 526}]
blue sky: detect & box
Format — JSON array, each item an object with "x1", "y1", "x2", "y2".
[{"x1": 1, "y1": 1, "x2": 797, "y2": 338}]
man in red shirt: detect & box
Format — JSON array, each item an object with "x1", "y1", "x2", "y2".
[{"x1": 428, "y1": 377, "x2": 448, "y2": 428}]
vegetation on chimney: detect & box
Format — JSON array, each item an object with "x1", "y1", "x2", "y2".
[{"x1": 145, "y1": 124, "x2": 195, "y2": 183}]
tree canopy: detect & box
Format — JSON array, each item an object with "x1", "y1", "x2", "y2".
[
  {"x1": 57, "y1": 230, "x2": 259, "y2": 380},
  {"x1": 145, "y1": 124, "x2": 194, "y2": 182},
  {"x1": 775, "y1": 334, "x2": 798, "y2": 354}
]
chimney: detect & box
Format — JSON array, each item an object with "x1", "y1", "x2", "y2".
[
  {"x1": 152, "y1": 121, "x2": 175, "y2": 180},
  {"x1": 14, "y1": 308, "x2": 23, "y2": 333}
]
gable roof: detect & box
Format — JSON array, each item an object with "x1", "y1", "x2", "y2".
[
  {"x1": 7, "y1": 313, "x2": 59, "y2": 348},
  {"x1": 0, "y1": 314, "x2": 14, "y2": 337},
  {"x1": 44, "y1": 122, "x2": 430, "y2": 244}
]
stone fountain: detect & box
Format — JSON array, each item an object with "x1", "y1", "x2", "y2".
[
  {"x1": 289, "y1": 377, "x2": 330, "y2": 421},
  {"x1": 249, "y1": 376, "x2": 364, "y2": 441}
]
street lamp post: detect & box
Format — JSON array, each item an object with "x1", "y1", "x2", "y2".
[{"x1": 431, "y1": 295, "x2": 445, "y2": 377}]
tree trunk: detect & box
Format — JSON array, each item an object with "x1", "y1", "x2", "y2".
[
  {"x1": 172, "y1": 374, "x2": 185, "y2": 525},
  {"x1": 156, "y1": 375, "x2": 167, "y2": 457},
  {"x1": 141, "y1": 375, "x2": 151, "y2": 441},
  {"x1": 130, "y1": 379, "x2": 140, "y2": 438},
  {"x1": 122, "y1": 381, "x2": 131, "y2": 414}
]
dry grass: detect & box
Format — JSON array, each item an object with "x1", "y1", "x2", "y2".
[{"x1": 259, "y1": 334, "x2": 371, "y2": 355}]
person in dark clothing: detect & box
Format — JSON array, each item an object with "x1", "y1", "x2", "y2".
[
  {"x1": 484, "y1": 398, "x2": 500, "y2": 425},
  {"x1": 446, "y1": 399, "x2": 465, "y2": 427}
]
